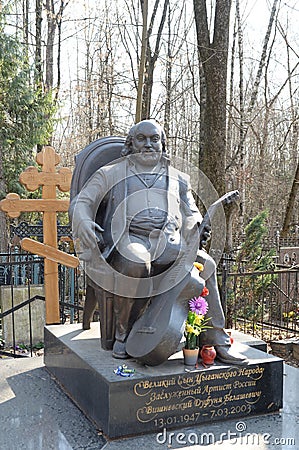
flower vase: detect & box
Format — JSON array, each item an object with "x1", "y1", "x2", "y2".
[
  {"x1": 200, "y1": 345, "x2": 216, "y2": 365},
  {"x1": 227, "y1": 331, "x2": 234, "y2": 344},
  {"x1": 183, "y1": 347, "x2": 199, "y2": 366}
]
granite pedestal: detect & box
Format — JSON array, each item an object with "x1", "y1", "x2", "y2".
[{"x1": 44, "y1": 323, "x2": 283, "y2": 439}]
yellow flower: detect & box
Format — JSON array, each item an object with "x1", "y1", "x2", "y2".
[
  {"x1": 193, "y1": 262, "x2": 204, "y2": 272},
  {"x1": 185, "y1": 324, "x2": 195, "y2": 334},
  {"x1": 194, "y1": 314, "x2": 204, "y2": 325}
]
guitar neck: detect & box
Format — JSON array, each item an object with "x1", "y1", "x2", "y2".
[
  {"x1": 198, "y1": 190, "x2": 239, "y2": 238},
  {"x1": 160, "y1": 190, "x2": 239, "y2": 284}
]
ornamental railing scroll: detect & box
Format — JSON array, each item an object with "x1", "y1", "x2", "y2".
[{"x1": 10, "y1": 220, "x2": 72, "y2": 242}]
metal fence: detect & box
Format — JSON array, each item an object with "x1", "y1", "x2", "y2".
[
  {"x1": 220, "y1": 264, "x2": 299, "y2": 341},
  {"x1": 0, "y1": 250, "x2": 85, "y2": 357},
  {"x1": 0, "y1": 250, "x2": 44, "y2": 285}
]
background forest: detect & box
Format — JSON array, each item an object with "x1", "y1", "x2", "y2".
[{"x1": 0, "y1": 0, "x2": 299, "y2": 253}]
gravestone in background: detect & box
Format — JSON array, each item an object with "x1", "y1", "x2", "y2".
[{"x1": 0, "y1": 285, "x2": 45, "y2": 346}]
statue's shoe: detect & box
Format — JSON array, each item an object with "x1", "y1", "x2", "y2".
[
  {"x1": 112, "y1": 340, "x2": 130, "y2": 359},
  {"x1": 215, "y1": 345, "x2": 249, "y2": 365}
]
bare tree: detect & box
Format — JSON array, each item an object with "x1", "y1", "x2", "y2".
[
  {"x1": 45, "y1": 0, "x2": 69, "y2": 98},
  {"x1": 228, "y1": 0, "x2": 279, "y2": 168},
  {"x1": 281, "y1": 162, "x2": 299, "y2": 236},
  {"x1": 120, "y1": 0, "x2": 169, "y2": 122},
  {"x1": 35, "y1": 0, "x2": 43, "y2": 86},
  {"x1": 193, "y1": 0, "x2": 232, "y2": 197},
  {"x1": 141, "y1": 0, "x2": 169, "y2": 119},
  {"x1": 135, "y1": 0, "x2": 148, "y2": 122},
  {"x1": 279, "y1": 24, "x2": 299, "y2": 236}
]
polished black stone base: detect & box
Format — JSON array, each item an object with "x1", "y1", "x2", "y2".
[{"x1": 44, "y1": 323, "x2": 283, "y2": 439}]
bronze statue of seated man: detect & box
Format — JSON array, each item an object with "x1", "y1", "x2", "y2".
[{"x1": 71, "y1": 119, "x2": 248, "y2": 365}]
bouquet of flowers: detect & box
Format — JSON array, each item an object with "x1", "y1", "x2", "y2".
[{"x1": 184, "y1": 285, "x2": 211, "y2": 350}]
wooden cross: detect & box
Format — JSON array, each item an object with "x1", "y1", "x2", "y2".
[{"x1": 0, "y1": 146, "x2": 79, "y2": 324}]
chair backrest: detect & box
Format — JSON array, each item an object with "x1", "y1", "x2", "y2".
[{"x1": 70, "y1": 136, "x2": 126, "y2": 201}]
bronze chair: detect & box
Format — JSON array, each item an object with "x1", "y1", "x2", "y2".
[{"x1": 70, "y1": 136, "x2": 125, "y2": 350}]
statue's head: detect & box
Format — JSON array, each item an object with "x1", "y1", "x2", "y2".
[{"x1": 121, "y1": 120, "x2": 167, "y2": 167}]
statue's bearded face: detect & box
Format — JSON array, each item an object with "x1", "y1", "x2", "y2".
[{"x1": 131, "y1": 122, "x2": 163, "y2": 167}]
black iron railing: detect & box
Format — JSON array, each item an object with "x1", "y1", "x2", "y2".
[
  {"x1": 220, "y1": 263, "x2": 299, "y2": 341},
  {"x1": 0, "y1": 251, "x2": 84, "y2": 358}
]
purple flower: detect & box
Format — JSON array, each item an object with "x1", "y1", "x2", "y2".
[{"x1": 189, "y1": 296, "x2": 209, "y2": 315}]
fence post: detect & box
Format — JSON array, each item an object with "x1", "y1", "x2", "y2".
[{"x1": 221, "y1": 254, "x2": 228, "y2": 327}]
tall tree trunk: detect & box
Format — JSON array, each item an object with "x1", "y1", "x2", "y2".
[
  {"x1": 236, "y1": 0, "x2": 245, "y2": 219},
  {"x1": 164, "y1": 5, "x2": 172, "y2": 137},
  {"x1": 0, "y1": 6, "x2": 8, "y2": 249},
  {"x1": 281, "y1": 157, "x2": 299, "y2": 237},
  {"x1": 229, "y1": 0, "x2": 279, "y2": 167},
  {"x1": 45, "y1": 0, "x2": 55, "y2": 91},
  {"x1": 281, "y1": 25, "x2": 299, "y2": 237},
  {"x1": 23, "y1": 0, "x2": 29, "y2": 58},
  {"x1": 193, "y1": 0, "x2": 232, "y2": 197},
  {"x1": 140, "y1": 0, "x2": 169, "y2": 120},
  {"x1": 193, "y1": 0, "x2": 232, "y2": 252},
  {"x1": 35, "y1": 0, "x2": 43, "y2": 86},
  {"x1": 45, "y1": 0, "x2": 67, "y2": 114},
  {"x1": 0, "y1": 147, "x2": 8, "y2": 252},
  {"x1": 136, "y1": 0, "x2": 148, "y2": 122},
  {"x1": 35, "y1": 0, "x2": 43, "y2": 152},
  {"x1": 198, "y1": 59, "x2": 206, "y2": 172},
  {"x1": 55, "y1": 0, "x2": 66, "y2": 103}
]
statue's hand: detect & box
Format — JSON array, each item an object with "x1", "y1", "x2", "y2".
[
  {"x1": 199, "y1": 224, "x2": 211, "y2": 249},
  {"x1": 95, "y1": 229, "x2": 106, "y2": 252},
  {"x1": 76, "y1": 220, "x2": 105, "y2": 252}
]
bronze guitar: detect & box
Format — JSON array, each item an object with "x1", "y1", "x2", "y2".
[{"x1": 126, "y1": 190, "x2": 240, "y2": 365}]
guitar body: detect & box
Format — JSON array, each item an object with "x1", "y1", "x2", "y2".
[
  {"x1": 126, "y1": 270, "x2": 205, "y2": 365},
  {"x1": 126, "y1": 278, "x2": 191, "y2": 366}
]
